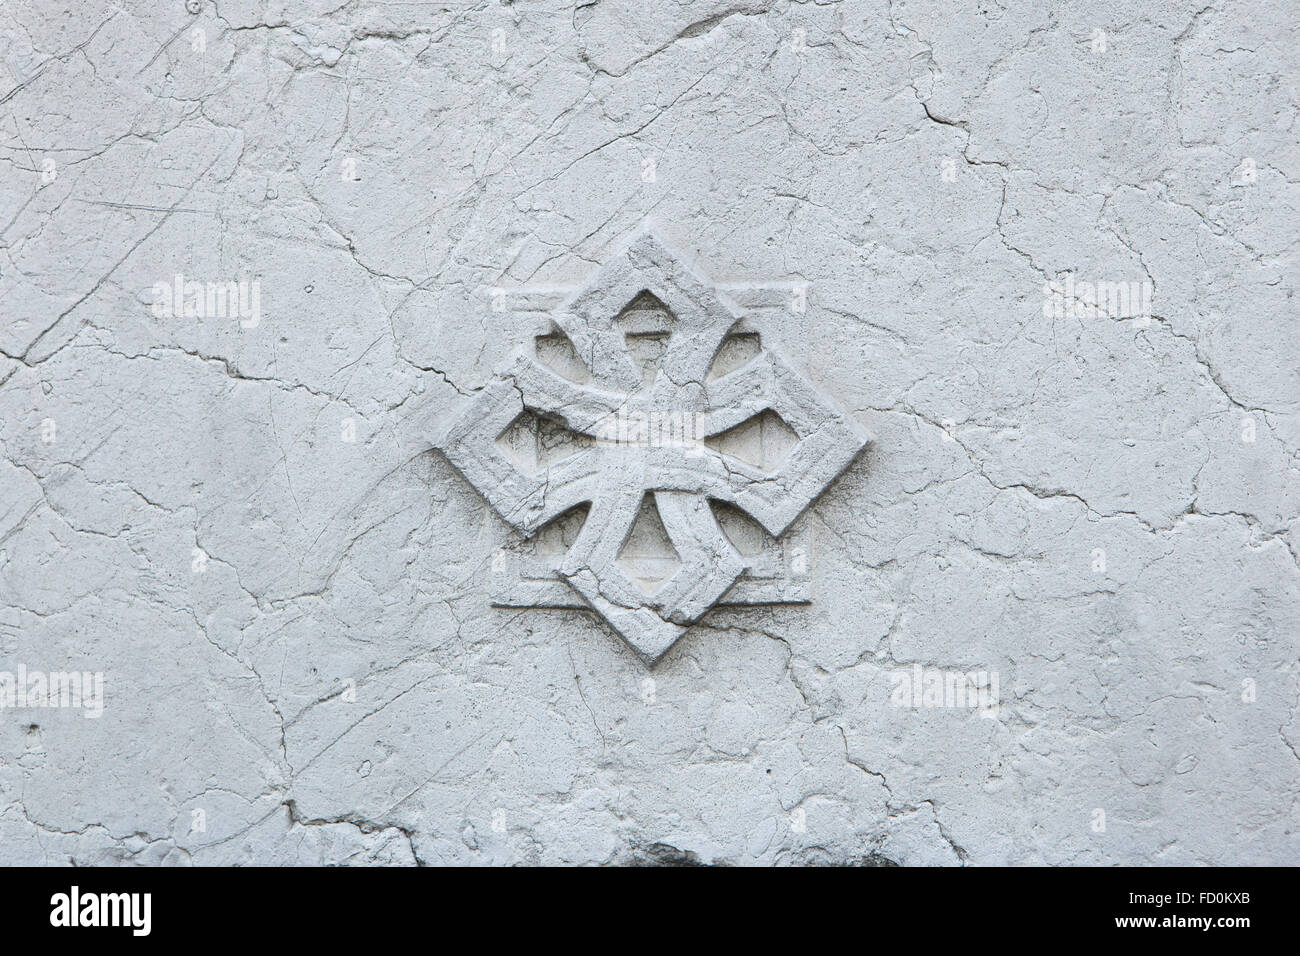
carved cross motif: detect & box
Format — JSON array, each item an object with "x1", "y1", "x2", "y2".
[{"x1": 435, "y1": 230, "x2": 870, "y2": 663}]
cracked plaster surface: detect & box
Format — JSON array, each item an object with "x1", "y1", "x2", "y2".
[{"x1": 0, "y1": 0, "x2": 1296, "y2": 865}]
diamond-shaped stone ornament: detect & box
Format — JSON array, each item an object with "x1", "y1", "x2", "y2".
[{"x1": 433, "y1": 229, "x2": 870, "y2": 663}]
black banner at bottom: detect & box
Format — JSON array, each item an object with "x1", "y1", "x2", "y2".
[{"x1": 0, "y1": 866, "x2": 1276, "y2": 943}]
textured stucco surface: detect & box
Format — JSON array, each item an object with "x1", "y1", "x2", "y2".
[{"x1": 0, "y1": 0, "x2": 1296, "y2": 866}]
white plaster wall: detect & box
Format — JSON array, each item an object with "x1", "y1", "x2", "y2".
[{"x1": 0, "y1": 0, "x2": 1296, "y2": 865}]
